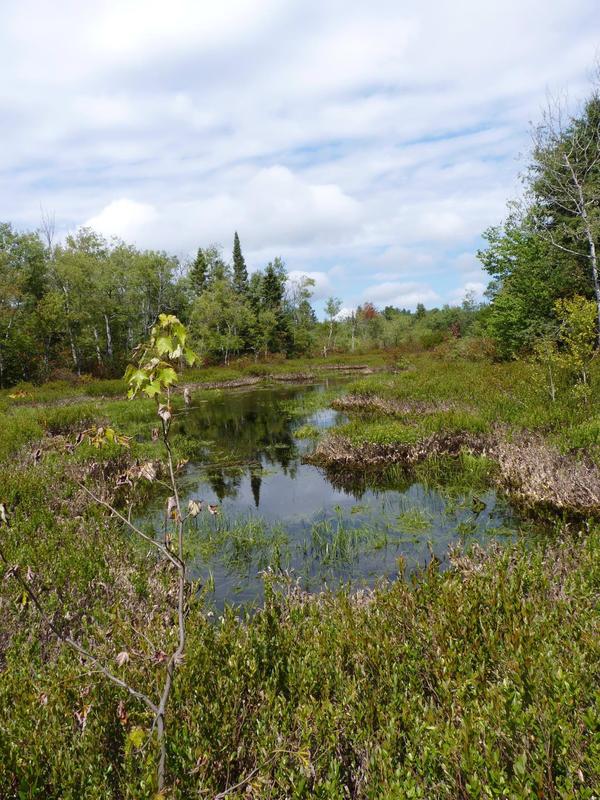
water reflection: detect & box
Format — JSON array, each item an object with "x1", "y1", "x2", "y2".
[{"x1": 140, "y1": 381, "x2": 519, "y2": 608}]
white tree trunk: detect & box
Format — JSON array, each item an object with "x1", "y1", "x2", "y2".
[{"x1": 104, "y1": 314, "x2": 114, "y2": 360}]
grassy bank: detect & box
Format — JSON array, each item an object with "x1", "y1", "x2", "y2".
[
  {"x1": 308, "y1": 355, "x2": 600, "y2": 515},
  {"x1": 1, "y1": 353, "x2": 600, "y2": 797}
]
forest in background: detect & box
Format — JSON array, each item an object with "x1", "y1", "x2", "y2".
[{"x1": 1, "y1": 81, "x2": 600, "y2": 387}]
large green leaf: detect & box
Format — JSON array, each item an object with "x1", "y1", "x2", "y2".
[
  {"x1": 184, "y1": 348, "x2": 197, "y2": 366},
  {"x1": 143, "y1": 380, "x2": 162, "y2": 397},
  {"x1": 158, "y1": 367, "x2": 178, "y2": 386},
  {"x1": 155, "y1": 335, "x2": 174, "y2": 356}
]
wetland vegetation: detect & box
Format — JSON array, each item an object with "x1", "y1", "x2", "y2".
[
  {"x1": 2, "y1": 74, "x2": 600, "y2": 800},
  {"x1": 2, "y1": 344, "x2": 600, "y2": 798}
]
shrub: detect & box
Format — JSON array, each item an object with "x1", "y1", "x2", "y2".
[{"x1": 419, "y1": 330, "x2": 446, "y2": 350}]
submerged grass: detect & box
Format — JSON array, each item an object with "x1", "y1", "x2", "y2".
[
  {"x1": 397, "y1": 508, "x2": 433, "y2": 532},
  {"x1": 294, "y1": 424, "x2": 323, "y2": 439}
]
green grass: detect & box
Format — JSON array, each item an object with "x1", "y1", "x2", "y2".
[
  {"x1": 294, "y1": 424, "x2": 321, "y2": 439},
  {"x1": 338, "y1": 354, "x2": 600, "y2": 462},
  {"x1": 1, "y1": 352, "x2": 600, "y2": 797},
  {"x1": 2, "y1": 521, "x2": 599, "y2": 797}
]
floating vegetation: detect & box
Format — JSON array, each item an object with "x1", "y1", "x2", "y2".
[
  {"x1": 294, "y1": 424, "x2": 321, "y2": 439},
  {"x1": 397, "y1": 508, "x2": 433, "y2": 533}
]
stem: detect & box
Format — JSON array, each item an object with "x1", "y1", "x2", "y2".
[
  {"x1": 562, "y1": 151, "x2": 600, "y2": 346},
  {"x1": 77, "y1": 483, "x2": 182, "y2": 571},
  {"x1": 155, "y1": 388, "x2": 188, "y2": 794}
]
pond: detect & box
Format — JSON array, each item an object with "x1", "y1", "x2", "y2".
[{"x1": 139, "y1": 380, "x2": 521, "y2": 609}]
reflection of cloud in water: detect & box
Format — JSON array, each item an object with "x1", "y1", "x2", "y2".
[{"x1": 143, "y1": 381, "x2": 520, "y2": 609}]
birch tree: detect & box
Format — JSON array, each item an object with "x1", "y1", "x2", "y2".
[{"x1": 531, "y1": 91, "x2": 600, "y2": 342}]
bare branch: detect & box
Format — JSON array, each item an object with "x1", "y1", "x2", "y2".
[
  {"x1": 77, "y1": 482, "x2": 182, "y2": 570},
  {"x1": 0, "y1": 542, "x2": 158, "y2": 714}
]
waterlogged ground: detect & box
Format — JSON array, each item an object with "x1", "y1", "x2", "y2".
[{"x1": 139, "y1": 380, "x2": 521, "y2": 608}]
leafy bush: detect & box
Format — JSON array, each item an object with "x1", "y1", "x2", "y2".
[{"x1": 419, "y1": 330, "x2": 446, "y2": 350}]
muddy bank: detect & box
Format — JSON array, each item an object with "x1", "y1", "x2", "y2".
[
  {"x1": 183, "y1": 366, "x2": 382, "y2": 392},
  {"x1": 185, "y1": 376, "x2": 263, "y2": 391},
  {"x1": 307, "y1": 429, "x2": 600, "y2": 515},
  {"x1": 314, "y1": 363, "x2": 377, "y2": 373},
  {"x1": 331, "y1": 394, "x2": 456, "y2": 415}
]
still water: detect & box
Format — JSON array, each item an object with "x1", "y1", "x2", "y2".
[{"x1": 140, "y1": 381, "x2": 519, "y2": 608}]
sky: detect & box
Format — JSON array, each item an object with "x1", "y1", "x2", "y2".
[{"x1": 1, "y1": 1, "x2": 599, "y2": 314}]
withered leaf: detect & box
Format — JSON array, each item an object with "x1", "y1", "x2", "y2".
[
  {"x1": 139, "y1": 462, "x2": 157, "y2": 482},
  {"x1": 116, "y1": 650, "x2": 130, "y2": 667},
  {"x1": 166, "y1": 496, "x2": 179, "y2": 520},
  {"x1": 187, "y1": 499, "x2": 202, "y2": 517},
  {"x1": 117, "y1": 699, "x2": 129, "y2": 726},
  {"x1": 74, "y1": 704, "x2": 91, "y2": 731},
  {"x1": 158, "y1": 404, "x2": 172, "y2": 424}
]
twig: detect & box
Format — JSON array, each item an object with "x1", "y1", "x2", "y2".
[
  {"x1": 77, "y1": 482, "x2": 182, "y2": 570},
  {"x1": 0, "y1": 542, "x2": 158, "y2": 714}
]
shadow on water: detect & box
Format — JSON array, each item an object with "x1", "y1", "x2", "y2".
[{"x1": 138, "y1": 380, "x2": 523, "y2": 609}]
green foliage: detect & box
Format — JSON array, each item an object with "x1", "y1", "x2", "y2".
[
  {"x1": 189, "y1": 246, "x2": 208, "y2": 294},
  {"x1": 190, "y1": 279, "x2": 253, "y2": 364},
  {"x1": 0, "y1": 224, "x2": 187, "y2": 386},
  {"x1": 530, "y1": 296, "x2": 597, "y2": 403},
  {"x1": 125, "y1": 313, "x2": 196, "y2": 401},
  {"x1": 555, "y1": 295, "x2": 597, "y2": 389},
  {"x1": 478, "y1": 208, "x2": 589, "y2": 357},
  {"x1": 232, "y1": 231, "x2": 248, "y2": 295},
  {"x1": 2, "y1": 352, "x2": 600, "y2": 796}
]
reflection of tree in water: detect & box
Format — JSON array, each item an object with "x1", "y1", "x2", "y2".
[
  {"x1": 205, "y1": 468, "x2": 242, "y2": 502},
  {"x1": 319, "y1": 464, "x2": 420, "y2": 500},
  {"x1": 177, "y1": 385, "x2": 316, "y2": 505},
  {"x1": 250, "y1": 470, "x2": 261, "y2": 508}
]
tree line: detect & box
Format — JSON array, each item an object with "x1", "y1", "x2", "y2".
[
  {"x1": 478, "y1": 75, "x2": 600, "y2": 358},
  {"x1": 0, "y1": 219, "x2": 485, "y2": 388},
  {"x1": 4, "y1": 74, "x2": 599, "y2": 388},
  {"x1": 0, "y1": 225, "x2": 318, "y2": 386}
]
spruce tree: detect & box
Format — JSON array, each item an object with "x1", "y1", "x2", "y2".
[
  {"x1": 262, "y1": 261, "x2": 284, "y2": 310},
  {"x1": 232, "y1": 231, "x2": 248, "y2": 295},
  {"x1": 189, "y1": 248, "x2": 208, "y2": 295},
  {"x1": 261, "y1": 259, "x2": 293, "y2": 354}
]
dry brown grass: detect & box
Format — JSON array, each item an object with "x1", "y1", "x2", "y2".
[
  {"x1": 495, "y1": 431, "x2": 600, "y2": 513},
  {"x1": 331, "y1": 394, "x2": 457, "y2": 416},
  {"x1": 309, "y1": 426, "x2": 600, "y2": 514}
]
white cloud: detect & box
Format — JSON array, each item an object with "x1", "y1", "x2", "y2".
[
  {"x1": 453, "y1": 252, "x2": 482, "y2": 273},
  {"x1": 1, "y1": 0, "x2": 598, "y2": 305},
  {"x1": 81, "y1": 166, "x2": 360, "y2": 254},
  {"x1": 364, "y1": 281, "x2": 441, "y2": 309},
  {"x1": 85, "y1": 198, "x2": 158, "y2": 240}
]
